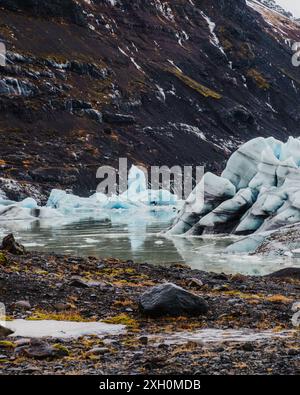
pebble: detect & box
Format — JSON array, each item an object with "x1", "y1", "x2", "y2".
[
  {"x1": 14, "y1": 300, "x2": 31, "y2": 309},
  {"x1": 86, "y1": 347, "x2": 110, "y2": 356}
]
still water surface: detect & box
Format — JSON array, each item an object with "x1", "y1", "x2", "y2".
[{"x1": 1, "y1": 210, "x2": 300, "y2": 276}]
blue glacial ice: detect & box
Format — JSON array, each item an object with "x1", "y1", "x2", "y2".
[
  {"x1": 167, "y1": 136, "x2": 300, "y2": 240},
  {"x1": 0, "y1": 165, "x2": 178, "y2": 226}
]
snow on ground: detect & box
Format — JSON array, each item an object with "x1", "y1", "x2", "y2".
[{"x1": 199, "y1": 11, "x2": 226, "y2": 56}]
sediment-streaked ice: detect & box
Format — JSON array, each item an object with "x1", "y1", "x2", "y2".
[{"x1": 167, "y1": 136, "x2": 300, "y2": 240}]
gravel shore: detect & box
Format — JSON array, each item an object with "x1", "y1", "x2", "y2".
[{"x1": 0, "y1": 249, "x2": 299, "y2": 375}]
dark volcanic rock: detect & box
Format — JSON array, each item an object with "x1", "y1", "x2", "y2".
[
  {"x1": 84, "y1": 109, "x2": 103, "y2": 124},
  {"x1": 0, "y1": 0, "x2": 87, "y2": 26},
  {"x1": 0, "y1": 0, "x2": 300, "y2": 197},
  {"x1": 102, "y1": 112, "x2": 136, "y2": 125},
  {"x1": 267, "y1": 268, "x2": 300, "y2": 280},
  {"x1": 69, "y1": 276, "x2": 90, "y2": 288},
  {"x1": 139, "y1": 283, "x2": 209, "y2": 317},
  {"x1": 17, "y1": 339, "x2": 68, "y2": 360},
  {"x1": 1, "y1": 234, "x2": 26, "y2": 255}
]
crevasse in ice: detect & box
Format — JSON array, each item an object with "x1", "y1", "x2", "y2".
[{"x1": 167, "y1": 136, "x2": 300, "y2": 237}]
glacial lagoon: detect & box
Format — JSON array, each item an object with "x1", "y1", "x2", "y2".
[{"x1": 1, "y1": 212, "x2": 300, "y2": 276}]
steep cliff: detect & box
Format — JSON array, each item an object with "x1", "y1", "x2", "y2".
[{"x1": 0, "y1": 0, "x2": 299, "y2": 201}]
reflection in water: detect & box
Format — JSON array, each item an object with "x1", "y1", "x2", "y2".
[{"x1": 1, "y1": 209, "x2": 300, "y2": 276}]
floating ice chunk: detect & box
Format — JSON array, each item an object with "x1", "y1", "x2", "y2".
[
  {"x1": 120, "y1": 165, "x2": 177, "y2": 206},
  {"x1": 127, "y1": 165, "x2": 147, "y2": 193},
  {"x1": 47, "y1": 189, "x2": 108, "y2": 214},
  {"x1": 19, "y1": 197, "x2": 38, "y2": 209},
  {"x1": 0, "y1": 205, "x2": 34, "y2": 220},
  {"x1": 103, "y1": 196, "x2": 141, "y2": 210}
]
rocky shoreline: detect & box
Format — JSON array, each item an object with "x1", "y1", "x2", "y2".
[{"x1": 0, "y1": 236, "x2": 299, "y2": 375}]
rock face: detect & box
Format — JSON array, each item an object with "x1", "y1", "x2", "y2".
[
  {"x1": 0, "y1": 0, "x2": 300, "y2": 198},
  {"x1": 139, "y1": 283, "x2": 209, "y2": 317},
  {"x1": 168, "y1": 137, "x2": 300, "y2": 237}
]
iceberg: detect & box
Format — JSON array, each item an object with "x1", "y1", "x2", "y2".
[
  {"x1": 167, "y1": 136, "x2": 300, "y2": 237},
  {"x1": 0, "y1": 165, "x2": 178, "y2": 226}
]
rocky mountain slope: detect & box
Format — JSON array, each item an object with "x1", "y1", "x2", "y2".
[{"x1": 0, "y1": 0, "x2": 300, "y2": 202}]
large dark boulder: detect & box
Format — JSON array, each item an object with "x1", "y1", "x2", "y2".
[{"x1": 139, "y1": 283, "x2": 209, "y2": 317}]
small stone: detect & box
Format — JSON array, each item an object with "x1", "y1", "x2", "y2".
[
  {"x1": 19, "y1": 339, "x2": 67, "y2": 360},
  {"x1": 22, "y1": 365, "x2": 41, "y2": 373},
  {"x1": 14, "y1": 338, "x2": 31, "y2": 347},
  {"x1": 86, "y1": 347, "x2": 109, "y2": 356},
  {"x1": 69, "y1": 276, "x2": 90, "y2": 288},
  {"x1": 53, "y1": 303, "x2": 70, "y2": 311},
  {"x1": 139, "y1": 336, "x2": 148, "y2": 345},
  {"x1": 288, "y1": 349, "x2": 299, "y2": 356},
  {"x1": 69, "y1": 276, "x2": 103, "y2": 288},
  {"x1": 14, "y1": 300, "x2": 31, "y2": 310},
  {"x1": 213, "y1": 284, "x2": 230, "y2": 291},
  {"x1": 241, "y1": 342, "x2": 255, "y2": 352},
  {"x1": 188, "y1": 278, "x2": 203, "y2": 288}
]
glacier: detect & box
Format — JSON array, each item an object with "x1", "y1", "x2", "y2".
[
  {"x1": 0, "y1": 165, "x2": 178, "y2": 226},
  {"x1": 167, "y1": 136, "x2": 300, "y2": 240},
  {"x1": 3, "y1": 137, "x2": 300, "y2": 258}
]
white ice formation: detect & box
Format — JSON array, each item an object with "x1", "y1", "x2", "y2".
[
  {"x1": 0, "y1": 165, "x2": 178, "y2": 224},
  {"x1": 167, "y1": 137, "x2": 300, "y2": 237}
]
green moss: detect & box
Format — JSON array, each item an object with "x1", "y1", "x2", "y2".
[
  {"x1": 0, "y1": 341, "x2": 15, "y2": 349},
  {"x1": 238, "y1": 43, "x2": 255, "y2": 60},
  {"x1": 0, "y1": 252, "x2": 8, "y2": 265},
  {"x1": 168, "y1": 67, "x2": 222, "y2": 99},
  {"x1": 247, "y1": 69, "x2": 270, "y2": 90},
  {"x1": 103, "y1": 313, "x2": 138, "y2": 329},
  {"x1": 27, "y1": 310, "x2": 92, "y2": 322},
  {"x1": 53, "y1": 344, "x2": 70, "y2": 356}
]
